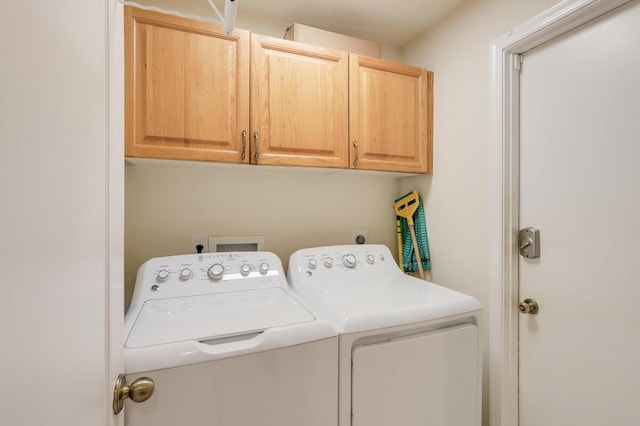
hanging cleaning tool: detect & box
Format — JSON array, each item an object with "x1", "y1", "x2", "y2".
[
  {"x1": 400, "y1": 192, "x2": 431, "y2": 273},
  {"x1": 397, "y1": 191, "x2": 431, "y2": 275},
  {"x1": 396, "y1": 191, "x2": 431, "y2": 278},
  {"x1": 396, "y1": 218, "x2": 404, "y2": 271},
  {"x1": 394, "y1": 190, "x2": 426, "y2": 279}
]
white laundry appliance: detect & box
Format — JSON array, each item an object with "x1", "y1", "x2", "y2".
[
  {"x1": 288, "y1": 244, "x2": 483, "y2": 426},
  {"x1": 123, "y1": 251, "x2": 338, "y2": 426}
]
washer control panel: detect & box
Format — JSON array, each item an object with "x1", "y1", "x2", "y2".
[{"x1": 130, "y1": 252, "x2": 284, "y2": 304}]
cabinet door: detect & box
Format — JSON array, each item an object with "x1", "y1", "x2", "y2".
[
  {"x1": 250, "y1": 35, "x2": 348, "y2": 168},
  {"x1": 350, "y1": 55, "x2": 432, "y2": 173},
  {"x1": 125, "y1": 7, "x2": 249, "y2": 163}
]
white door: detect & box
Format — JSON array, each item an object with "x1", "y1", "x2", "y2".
[
  {"x1": 0, "y1": 1, "x2": 124, "y2": 425},
  {"x1": 518, "y1": 1, "x2": 640, "y2": 424}
]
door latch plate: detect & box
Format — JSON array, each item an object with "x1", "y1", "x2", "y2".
[{"x1": 519, "y1": 227, "x2": 540, "y2": 259}]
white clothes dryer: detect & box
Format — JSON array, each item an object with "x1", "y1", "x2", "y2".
[
  {"x1": 123, "y1": 251, "x2": 338, "y2": 426},
  {"x1": 288, "y1": 244, "x2": 482, "y2": 426}
]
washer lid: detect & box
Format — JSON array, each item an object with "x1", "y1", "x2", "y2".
[{"x1": 125, "y1": 288, "x2": 315, "y2": 348}]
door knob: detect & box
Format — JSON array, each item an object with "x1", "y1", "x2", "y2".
[
  {"x1": 518, "y1": 298, "x2": 539, "y2": 314},
  {"x1": 113, "y1": 374, "x2": 155, "y2": 415}
]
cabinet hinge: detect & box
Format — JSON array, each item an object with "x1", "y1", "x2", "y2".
[{"x1": 513, "y1": 54, "x2": 523, "y2": 71}]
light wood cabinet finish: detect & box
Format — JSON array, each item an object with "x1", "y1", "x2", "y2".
[
  {"x1": 250, "y1": 35, "x2": 349, "y2": 168},
  {"x1": 125, "y1": 8, "x2": 433, "y2": 174},
  {"x1": 349, "y1": 55, "x2": 433, "y2": 174},
  {"x1": 125, "y1": 7, "x2": 249, "y2": 163}
]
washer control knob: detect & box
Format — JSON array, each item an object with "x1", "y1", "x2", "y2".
[
  {"x1": 259, "y1": 263, "x2": 270, "y2": 275},
  {"x1": 207, "y1": 263, "x2": 225, "y2": 281},
  {"x1": 307, "y1": 258, "x2": 318, "y2": 270},
  {"x1": 156, "y1": 269, "x2": 170, "y2": 283},
  {"x1": 179, "y1": 268, "x2": 192, "y2": 280},
  {"x1": 323, "y1": 257, "x2": 334, "y2": 268},
  {"x1": 240, "y1": 264, "x2": 251, "y2": 276},
  {"x1": 366, "y1": 254, "x2": 375, "y2": 265},
  {"x1": 342, "y1": 254, "x2": 357, "y2": 268}
]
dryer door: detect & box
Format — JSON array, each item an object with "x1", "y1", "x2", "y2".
[{"x1": 351, "y1": 324, "x2": 479, "y2": 426}]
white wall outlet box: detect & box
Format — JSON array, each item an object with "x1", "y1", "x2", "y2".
[
  {"x1": 209, "y1": 236, "x2": 265, "y2": 252},
  {"x1": 191, "y1": 235, "x2": 209, "y2": 253}
]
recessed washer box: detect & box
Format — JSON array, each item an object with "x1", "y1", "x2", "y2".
[{"x1": 209, "y1": 236, "x2": 265, "y2": 252}]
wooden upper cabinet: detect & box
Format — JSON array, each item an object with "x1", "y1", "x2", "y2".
[
  {"x1": 250, "y1": 35, "x2": 349, "y2": 168},
  {"x1": 124, "y1": 8, "x2": 433, "y2": 174},
  {"x1": 349, "y1": 55, "x2": 433, "y2": 174},
  {"x1": 125, "y1": 7, "x2": 250, "y2": 163}
]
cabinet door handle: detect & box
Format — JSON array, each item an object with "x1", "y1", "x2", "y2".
[
  {"x1": 253, "y1": 132, "x2": 259, "y2": 164},
  {"x1": 352, "y1": 140, "x2": 359, "y2": 167},
  {"x1": 241, "y1": 130, "x2": 247, "y2": 160}
]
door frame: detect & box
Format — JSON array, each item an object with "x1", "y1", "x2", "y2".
[
  {"x1": 488, "y1": 0, "x2": 631, "y2": 425},
  {"x1": 108, "y1": 0, "x2": 125, "y2": 424}
]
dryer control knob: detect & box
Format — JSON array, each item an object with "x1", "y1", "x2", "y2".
[
  {"x1": 366, "y1": 254, "x2": 375, "y2": 265},
  {"x1": 156, "y1": 269, "x2": 170, "y2": 283},
  {"x1": 240, "y1": 264, "x2": 251, "y2": 276},
  {"x1": 207, "y1": 263, "x2": 225, "y2": 281},
  {"x1": 307, "y1": 258, "x2": 318, "y2": 269},
  {"x1": 323, "y1": 257, "x2": 334, "y2": 268},
  {"x1": 259, "y1": 263, "x2": 270, "y2": 275},
  {"x1": 342, "y1": 254, "x2": 357, "y2": 268}
]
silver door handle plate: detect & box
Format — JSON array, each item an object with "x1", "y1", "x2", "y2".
[{"x1": 519, "y1": 227, "x2": 540, "y2": 258}]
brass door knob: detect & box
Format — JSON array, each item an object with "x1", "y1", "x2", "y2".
[
  {"x1": 518, "y1": 298, "x2": 539, "y2": 314},
  {"x1": 113, "y1": 374, "x2": 155, "y2": 415}
]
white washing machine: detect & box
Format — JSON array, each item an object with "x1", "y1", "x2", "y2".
[
  {"x1": 288, "y1": 244, "x2": 483, "y2": 426},
  {"x1": 123, "y1": 251, "x2": 338, "y2": 426}
]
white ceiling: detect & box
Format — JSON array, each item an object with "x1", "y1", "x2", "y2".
[{"x1": 131, "y1": 0, "x2": 466, "y2": 46}]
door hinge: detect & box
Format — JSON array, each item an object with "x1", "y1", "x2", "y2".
[{"x1": 513, "y1": 54, "x2": 523, "y2": 71}]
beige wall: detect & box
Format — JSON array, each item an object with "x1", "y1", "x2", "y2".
[
  {"x1": 399, "y1": 0, "x2": 560, "y2": 424},
  {"x1": 120, "y1": 7, "x2": 432, "y2": 326},
  {"x1": 125, "y1": 161, "x2": 406, "y2": 307},
  {"x1": 123, "y1": 5, "x2": 405, "y2": 308}
]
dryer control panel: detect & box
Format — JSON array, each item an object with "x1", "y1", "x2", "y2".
[{"x1": 288, "y1": 244, "x2": 395, "y2": 280}]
